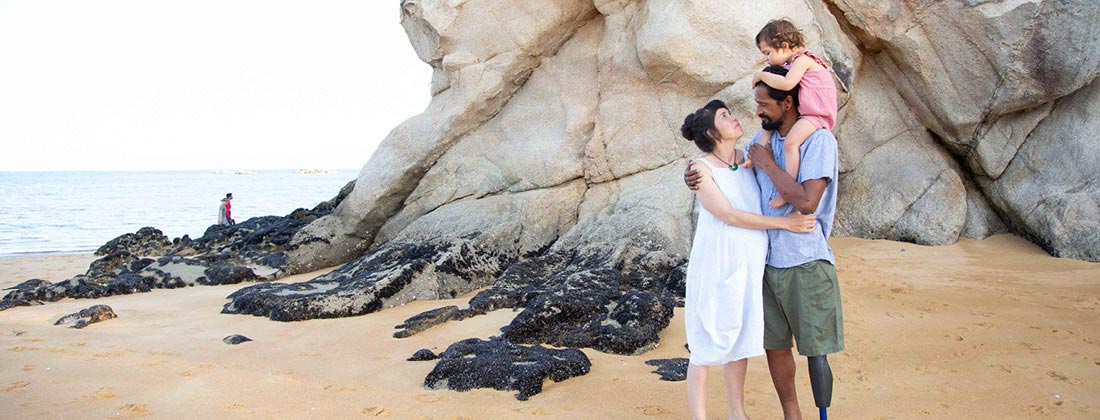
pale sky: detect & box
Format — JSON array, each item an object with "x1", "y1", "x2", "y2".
[{"x1": 0, "y1": 1, "x2": 433, "y2": 171}]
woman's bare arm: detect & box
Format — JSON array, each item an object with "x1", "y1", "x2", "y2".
[{"x1": 693, "y1": 163, "x2": 815, "y2": 232}]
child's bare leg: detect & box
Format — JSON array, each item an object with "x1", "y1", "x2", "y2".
[
  {"x1": 687, "y1": 363, "x2": 709, "y2": 420},
  {"x1": 769, "y1": 119, "x2": 817, "y2": 208}
]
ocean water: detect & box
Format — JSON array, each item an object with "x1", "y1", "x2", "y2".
[{"x1": 0, "y1": 170, "x2": 359, "y2": 257}]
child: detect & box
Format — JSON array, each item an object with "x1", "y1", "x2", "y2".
[{"x1": 752, "y1": 19, "x2": 837, "y2": 209}]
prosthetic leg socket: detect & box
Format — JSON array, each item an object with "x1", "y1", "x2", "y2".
[{"x1": 808, "y1": 355, "x2": 833, "y2": 419}]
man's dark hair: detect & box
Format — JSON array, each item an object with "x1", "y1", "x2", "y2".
[
  {"x1": 756, "y1": 65, "x2": 799, "y2": 108},
  {"x1": 226, "y1": 193, "x2": 233, "y2": 199}
]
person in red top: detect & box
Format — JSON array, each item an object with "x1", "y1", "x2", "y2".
[{"x1": 219, "y1": 193, "x2": 235, "y2": 226}]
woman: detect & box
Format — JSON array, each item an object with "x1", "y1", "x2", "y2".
[{"x1": 679, "y1": 100, "x2": 815, "y2": 420}]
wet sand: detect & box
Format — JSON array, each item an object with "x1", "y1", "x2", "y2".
[{"x1": 1, "y1": 234, "x2": 1097, "y2": 419}]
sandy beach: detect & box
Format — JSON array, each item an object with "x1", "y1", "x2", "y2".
[{"x1": 1, "y1": 235, "x2": 1097, "y2": 419}]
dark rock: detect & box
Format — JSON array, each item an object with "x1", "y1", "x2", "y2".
[
  {"x1": 130, "y1": 258, "x2": 155, "y2": 272},
  {"x1": 223, "y1": 334, "x2": 252, "y2": 345},
  {"x1": 379, "y1": 249, "x2": 681, "y2": 356},
  {"x1": 223, "y1": 238, "x2": 509, "y2": 321},
  {"x1": 424, "y1": 337, "x2": 590, "y2": 401},
  {"x1": 87, "y1": 250, "x2": 136, "y2": 279},
  {"x1": 60, "y1": 276, "x2": 111, "y2": 299},
  {"x1": 106, "y1": 273, "x2": 154, "y2": 295},
  {"x1": 502, "y1": 266, "x2": 622, "y2": 350},
  {"x1": 54, "y1": 304, "x2": 117, "y2": 329},
  {"x1": 0, "y1": 298, "x2": 31, "y2": 311},
  {"x1": 200, "y1": 264, "x2": 259, "y2": 286},
  {"x1": 663, "y1": 263, "x2": 688, "y2": 308},
  {"x1": 393, "y1": 305, "x2": 466, "y2": 338},
  {"x1": 408, "y1": 349, "x2": 439, "y2": 361},
  {"x1": 259, "y1": 252, "x2": 288, "y2": 270},
  {"x1": 645, "y1": 358, "x2": 688, "y2": 382},
  {"x1": 95, "y1": 227, "x2": 172, "y2": 256},
  {"x1": 4, "y1": 279, "x2": 51, "y2": 291}
]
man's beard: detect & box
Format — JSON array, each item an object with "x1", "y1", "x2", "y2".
[{"x1": 760, "y1": 116, "x2": 782, "y2": 131}]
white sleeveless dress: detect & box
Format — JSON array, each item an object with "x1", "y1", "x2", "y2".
[{"x1": 685, "y1": 158, "x2": 768, "y2": 366}]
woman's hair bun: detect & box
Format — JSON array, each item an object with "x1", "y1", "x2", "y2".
[{"x1": 680, "y1": 114, "x2": 696, "y2": 141}]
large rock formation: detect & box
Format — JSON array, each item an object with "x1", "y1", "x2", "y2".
[{"x1": 230, "y1": 1, "x2": 1097, "y2": 356}]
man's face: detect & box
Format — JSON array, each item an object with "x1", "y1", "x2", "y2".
[{"x1": 754, "y1": 85, "x2": 788, "y2": 131}]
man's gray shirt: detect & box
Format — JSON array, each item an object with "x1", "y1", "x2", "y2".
[{"x1": 746, "y1": 129, "x2": 838, "y2": 268}]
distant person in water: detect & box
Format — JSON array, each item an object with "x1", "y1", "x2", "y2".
[{"x1": 218, "y1": 193, "x2": 235, "y2": 226}]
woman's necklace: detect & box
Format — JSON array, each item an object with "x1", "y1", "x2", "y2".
[{"x1": 712, "y1": 150, "x2": 739, "y2": 171}]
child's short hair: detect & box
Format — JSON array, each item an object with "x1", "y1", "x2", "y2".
[{"x1": 755, "y1": 19, "x2": 805, "y2": 50}]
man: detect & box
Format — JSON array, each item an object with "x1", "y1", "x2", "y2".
[{"x1": 684, "y1": 65, "x2": 843, "y2": 420}]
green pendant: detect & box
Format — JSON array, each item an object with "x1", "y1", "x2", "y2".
[{"x1": 728, "y1": 163, "x2": 738, "y2": 171}]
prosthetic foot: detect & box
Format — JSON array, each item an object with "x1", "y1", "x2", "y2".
[{"x1": 808, "y1": 355, "x2": 833, "y2": 420}]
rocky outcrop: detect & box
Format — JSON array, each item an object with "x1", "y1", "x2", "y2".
[
  {"x1": 224, "y1": 181, "x2": 584, "y2": 321},
  {"x1": 95, "y1": 227, "x2": 172, "y2": 257},
  {"x1": 423, "y1": 337, "x2": 591, "y2": 401},
  {"x1": 827, "y1": 0, "x2": 1100, "y2": 256},
  {"x1": 286, "y1": 5, "x2": 1099, "y2": 317},
  {"x1": 1, "y1": 183, "x2": 353, "y2": 311},
  {"x1": 221, "y1": 1, "x2": 1096, "y2": 362}
]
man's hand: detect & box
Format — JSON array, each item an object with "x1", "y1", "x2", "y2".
[
  {"x1": 748, "y1": 143, "x2": 776, "y2": 170},
  {"x1": 684, "y1": 160, "x2": 703, "y2": 191}
]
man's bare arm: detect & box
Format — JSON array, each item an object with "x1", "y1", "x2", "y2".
[{"x1": 748, "y1": 143, "x2": 828, "y2": 214}]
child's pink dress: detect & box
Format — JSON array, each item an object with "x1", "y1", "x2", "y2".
[{"x1": 784, "y1": 50, "x2": 836, "y2": 130}]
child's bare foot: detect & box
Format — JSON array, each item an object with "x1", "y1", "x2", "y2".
[{"x1": 770, "y1": 196, "x2": 788, "y2": 208}]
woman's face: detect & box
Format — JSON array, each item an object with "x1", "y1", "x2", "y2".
[
  {"x1": 711, "y1": 107, "x2": 743, "y2": 142},
  {"x1": 758, "y1": 41, "x2": 793, "y2": 66}
]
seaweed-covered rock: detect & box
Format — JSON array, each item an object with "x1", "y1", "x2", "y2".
[
  {"x1": 407, "y1": 349, "x2": 439, "y2": 361},
  {"x1": 398, "y1": 249, "x2": 679, "y2": 355},
  {"x1": 223, "y1": 236, "x2": 512, "y2": 322},
  {"x1": 54, "y1": 304, "x2": 117, "y2": 329},
  {"x1": 106, "y1": 273, "x2": 155, "y2": 295},
  {"x1": 200, "y1": 263, "x2": 259, "y2": 286},
  {"x1": 95, "y1": 227, "x2": 172, "y2": 256},
  {"x1": 424, "y1": 337, "x2": 590, "y2": 401},
  {"x1": 87, "y1": 250, "x2": 137, "y2": 279},
  {"x1": 645, "y1": 358, "x2": 688, "y2": 382}
]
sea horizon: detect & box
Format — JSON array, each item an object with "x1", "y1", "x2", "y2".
[{"x1": 0, "y1": 169, "x2": 359, "y2": 257}]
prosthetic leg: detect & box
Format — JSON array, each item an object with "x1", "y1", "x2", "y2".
[{"x1": 808, "y1": 355, "x2": 833, "y2": 420}]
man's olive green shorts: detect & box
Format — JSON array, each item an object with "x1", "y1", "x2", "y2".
[{"x1": 762, "y1": 260, "x2": 844, "y2": 356}]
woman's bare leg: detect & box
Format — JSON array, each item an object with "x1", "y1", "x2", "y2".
[
  {"x1": 723, "y1": 358, "x2": 750, "y2": 420},
  {"x1": 687, "y1": 363, "x2": 709, "y2": 420}
]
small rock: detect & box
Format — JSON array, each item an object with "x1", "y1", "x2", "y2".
[
  {"x1": 645, "y1": 358, "x2": 689, "y2": 381},
  {"x1": 223, "y1": 334, "x2": 252, "y2": 345},
  {"x1": 54, "y1": 305, "x2": 117, "y2": 329},
  {"x1": 394, "y1": 305, "x2": 464, "y2": 338},
  {"x1": 408, "y1": 349, "x2": 439, "y2": 361}
]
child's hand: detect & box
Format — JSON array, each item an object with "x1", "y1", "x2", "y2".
[
  {"x1": 741, "y1": 159, "x2": 754, "y2": 169},
  {"x1": 751, "y1": 71, "x2": 763, "y2": 86}
]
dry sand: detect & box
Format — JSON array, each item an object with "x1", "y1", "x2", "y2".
[{"x1": 1, "y1": 235, "x2": 1097, "y2": 419}]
